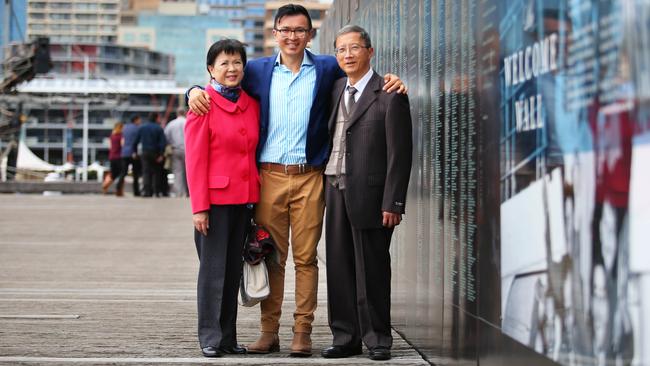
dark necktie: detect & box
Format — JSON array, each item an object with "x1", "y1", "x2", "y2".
[{"x1": 347, "y1": 86, "x2": 357, "y2": 112}]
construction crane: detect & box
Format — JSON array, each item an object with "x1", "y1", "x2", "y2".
[{"x1": 1, "y1": 38, "x2": 52, "y2": 94}]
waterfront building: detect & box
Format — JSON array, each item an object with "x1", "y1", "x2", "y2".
[{"x1": 2, "y1": 42, "x2": 183, "y2": 166}]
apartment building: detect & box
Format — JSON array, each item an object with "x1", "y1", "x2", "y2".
[{"x1": 26, "y1": 0, "x2": 120, "y2": 43}]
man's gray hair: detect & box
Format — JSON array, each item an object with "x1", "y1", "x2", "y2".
[
  {"x1": 333, "y1": 25, "x2": 372, "y2": 48},
  {"x1": 176, "y1": 107, "x2": 187, "y2": 116}
]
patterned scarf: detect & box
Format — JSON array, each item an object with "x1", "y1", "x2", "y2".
[{"x1": 210, "y1": 79, "x2": 241, "y2": 103}]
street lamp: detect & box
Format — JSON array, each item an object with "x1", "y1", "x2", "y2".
[{"x1": 82, "y1": 55, "x2": 89, "y2": 182}]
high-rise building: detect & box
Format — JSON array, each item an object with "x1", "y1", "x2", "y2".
[
  {"x1": 263, "y1": 0, "x2": 330, "y2": 56},
  {"x1": 194, "y1": 0, "x2": 264, "y2": 59},
  {"x1": 26, "y1": 0, "x2": 120, "y2": 44},
  {"x1": 192, "y1": 0, "x2": 330, "y2": 60},
  {"x1": 0, "y1": 0, "x2": 27, "y2": 62},
  {"x1": 115, "y1": 0, "x2": 243, "y2": 86},
  {"x1": 118, "y1": 13, "x2": 242, "y2": 87},
  {"x1": 197, "y1": 0, "x2": 242, "y2": 19},
  {"x1": 241, "y1": 0, "x2": 264, "y2": 59}
]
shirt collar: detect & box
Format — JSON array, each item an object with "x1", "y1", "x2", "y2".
[
  {"x1": 346, "y1": 68, "x2": 374, "y2": 97},
  {"x1": 274, "y1": 50, "x2": 313, "y2": 67}
]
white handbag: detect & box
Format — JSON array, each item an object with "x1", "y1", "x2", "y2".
[{"x1": 238, "y1": 260, "x2": 270, "y2": 307}]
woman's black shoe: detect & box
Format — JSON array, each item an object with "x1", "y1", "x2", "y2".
[
  {"x1": 201, "y1": 346, "x2": 222, "y2": 357},
  {"x1": 220, "y1": 345, "x2": 247, "y2": 354}
]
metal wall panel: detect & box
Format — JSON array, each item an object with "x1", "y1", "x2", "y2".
[{"x1": 319, "y1": 1, "x2": 650, "y2": 365}]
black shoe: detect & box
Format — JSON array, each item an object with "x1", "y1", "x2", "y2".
[
  {"x1": 321, "y1": 345, "x2": 362, "y2": 358},
  {"x1": 220, "y1": 345, "x2": 247, "y2": 354},
  {"x1": 201, "y1": 346, "x2": 222, "y2": 357},
  {"x1": 368, "y1": 347, "x2": 391, "y2": 361}
]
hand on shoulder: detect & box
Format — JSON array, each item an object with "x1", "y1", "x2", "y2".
[{"x1": 189, "y1": 88, "x2": 211, "y2": 116}]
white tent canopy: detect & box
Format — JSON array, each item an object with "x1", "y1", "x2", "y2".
[{"x1": 16, "y1": 140, "x2": 56, "y2": 171}]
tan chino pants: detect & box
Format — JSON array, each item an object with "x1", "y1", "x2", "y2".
[{"x1": 254, "y1": 168, "x2": 325, "y2": 334}]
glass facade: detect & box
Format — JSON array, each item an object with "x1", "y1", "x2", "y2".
[
  {"x1": 0, "y1": 0, "x2": 27, "y2": 62},
  {"x1": 138, "y1": 14, "x2": 240, "y2": 87},
  {"x1": 319, "y1": 1, "x2": 650, "y2": 365}
]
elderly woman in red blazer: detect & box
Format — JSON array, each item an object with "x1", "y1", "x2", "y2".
[{"x1": 184, "y1": 39, "x2": 260, "y2": 358}]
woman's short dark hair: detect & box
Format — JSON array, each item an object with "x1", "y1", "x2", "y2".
[
  {"x1": 274, "y1": 3, "x2": 312, "y2": 30},
  {"x1": 206, "y1": 39, "x2": 247, "y2": 72}
]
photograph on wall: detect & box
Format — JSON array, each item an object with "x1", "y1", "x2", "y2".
[{"x1": 499, "y1": 0, "x2": 650, "y2": 365}]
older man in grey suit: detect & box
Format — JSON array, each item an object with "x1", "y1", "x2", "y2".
[{"x1": 321, "y1": 25, "x2": 412, "y2": 361}]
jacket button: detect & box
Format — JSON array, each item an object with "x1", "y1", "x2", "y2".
[
  {"x1": 242, "y1": 174, "x2": 249, "y2": 181},
  {"x1": 240, "y1": 128, "x2": 246, "y2": 135}
]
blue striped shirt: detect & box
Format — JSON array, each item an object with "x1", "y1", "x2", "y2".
[{"x1": 259, "y1": 51, "x2": 316, "y2": 164}]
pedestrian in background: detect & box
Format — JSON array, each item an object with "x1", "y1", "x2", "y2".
[
  {"x1": 120, "y1": 115, "x2": 142, "y2": 196},
  {"x1": 102, "y1": 121, "x2": 125, "y2": 196},
  {"x1": 162, "y1": 144, "x2": 172, "y2": 197},
  {"x1": 164, "y1": 107, "x2": 189, "y2": 197},
  {"x1": 185, "y1": 39, "x2": 260, "y2": 358},
  {"x1": 135, "y1": 112, "x2": 167, "y2": 197}
]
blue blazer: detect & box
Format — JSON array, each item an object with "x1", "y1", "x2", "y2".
[{"x1": 241, "y1": 50, "x2": 345, "y2": 166}]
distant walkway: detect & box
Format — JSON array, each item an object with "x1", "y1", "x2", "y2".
[{"x1": 0, "y1": 195, "x2": 428, "y2": 365}]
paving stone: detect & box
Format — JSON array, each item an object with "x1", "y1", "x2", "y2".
[{"x1": 0, "y1": 195, "x2": 429, "y2": 365}]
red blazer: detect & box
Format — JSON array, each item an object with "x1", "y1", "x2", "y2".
[{"x1": 185, "y1": 85, "x2": 260, "y2": 214}]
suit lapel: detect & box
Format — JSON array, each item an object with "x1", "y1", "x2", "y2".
[
  {"x1": 309, "y1": 50, "x2": 322, "y2": 105},
  {"x1": 260, "y1": 55, "x2": 276, "y2": 120},
  {"x1": 344, "y1": 73, "x2": 382, "y2": 130},
  {"x1": 329, "y1": 80, "x2": 346, "y2": 132},
  {"x1": 262, "y1": 55, "x2": 276, "y2": 87}
]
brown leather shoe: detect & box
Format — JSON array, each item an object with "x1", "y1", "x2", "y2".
[
  {"x1": 247, "y1": 332, "x2": 279, "y2": 354},
  {"x1": 290, "y1": 331, "x2": 312, "y2": 357}
]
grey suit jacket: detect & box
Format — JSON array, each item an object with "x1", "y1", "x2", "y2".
[{"x1": 327, "y1": 72, "x2": 413, "y2": 229}]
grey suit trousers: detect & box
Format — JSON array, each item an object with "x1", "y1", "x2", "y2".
[
  {"x1": 195, "y1": 204, "x2": 250, "y2": 348},
  {"x1": 325, "y1": 182, "x2": 393, "y2": 349}
]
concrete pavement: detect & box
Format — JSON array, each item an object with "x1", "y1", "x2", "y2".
[{"x1": 0, "y1": 194, "x2": 428, "y2": 365}]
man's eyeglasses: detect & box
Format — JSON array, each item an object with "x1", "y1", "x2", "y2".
[
  {"x1": 274, "y1": 28, "x2": 311, "y2": 38},
  {"x1": 334, "y1": 44, "x2": 369, "y2": 55}
]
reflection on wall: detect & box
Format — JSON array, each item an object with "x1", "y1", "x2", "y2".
[
  {"x1": 320, "y1": 1, "x2": 649, "y2": 365},
  {"x1": 500, "y1": 1, "x2": 650, "y2": 365}
]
